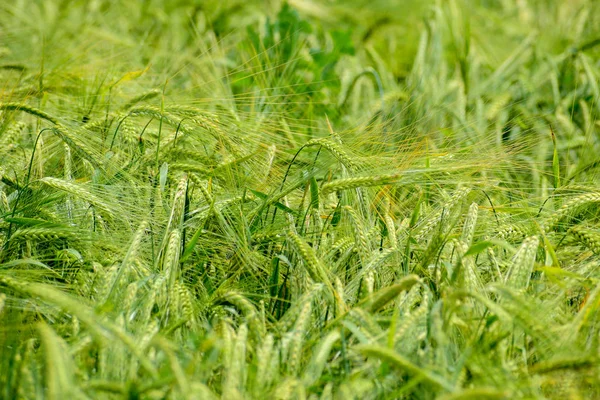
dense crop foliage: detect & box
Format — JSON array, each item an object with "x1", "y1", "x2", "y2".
[{"x1": 1, "y1": 0, "x2": 600, "y2": 398}]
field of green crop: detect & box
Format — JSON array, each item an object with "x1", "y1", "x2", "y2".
[{"x1": 1, "y1": 0, "x2": 600, "y2": 398}]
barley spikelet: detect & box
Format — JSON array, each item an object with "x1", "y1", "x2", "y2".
[
  {"x1": 364, "y1": 270, "x2": 375, "y2": 296},
  {"x1": 0, "y1": 189, "x2": 9, "y2": 212},
  {"x1": 277, "y1": 284, "x2": 322, "y2": 333},
  {"x1": 0, "y1": 121, "x2": 26, "y2": 156},
  {"x1": 415, "y1": 187, "x2": 470, "y2": 241},
  {"x1": 163, "y1": 229, "x2": 182, "y2": 285},
  {"x1": 176, "y1": 281, "x2": 194, "y2": 324},
  {"x1": 18, "y1": 340, "x2": 37, "y2": 399},
  {"x1": 122, "y1": 89, "x2": 161, "y2": 110},
  {"x1": 9, "y1": 227, "x2": 76, "y2": 242},
  {"x1": 545, "y1": 192, "x2": 600, "y2": 231},
  {"x1": 171, "y1": 162, "x2": 211, "y2": 175},
  {"x1": 140, "y1": 277, "x2": 164, "y2": 323},
  {"x1": 302, "y1": 330, "x2": 341, "y2": 387},
  {"x1": 334, "y1": 277, "x2": 346, "y2": 316},
  {"x1": 98, "y1": 264, "x2": 119, "y2": 303},
  {"x1": 384, "y1": 212, "x2": 397, "y2": 247},
  {"x1": 461, "y1": 202, "x2": 479, "y2": 245},
  {"x1": 453, "y1": 240, "x2": 481, "y2": 292},
  {"x1": 287, "y1": 231, "x2": 330, "y2": 286},
  {"x1": 226, "y1": 324, "x2": 248, "y2": 395},
  {"x1": 345, "y1": 308, "x2": 382, "y2": 341},
  {"x1": 363, "y1": 275, "x2": 420, "y2": 313},
  {"x1": 305, "y1": 138, "x2": 356, "y2": 169},
  {"x1": 218, "y1": 292, "x2": 264, "y2": 336},
  {"x1": 254, "y1": 334, "x2": 276, "y2": 392},
  {"x1": 570, "y1": 226, "x2": 600, "y2": 254},
  {"x1": 394, "y1": 299, "x2": 429, "y2": 346},
  {"x1": 39, "y1": 177, "x2": 113, "y2": 218},
  {"x1": 137, "y1": 319, "x2": 160, "y2": 352},
  {"x1": 123, "y1": 282, "x2": 139, "y2": 319},
  {"x1": 171, "y1": 175, "x2": 188, "y2": 226},
  {"x1": 104, "y1": 220, "x2": 148, "y2": 302},
  {"x1": 0, "y1": 102, "x2": 58, "y2": 124},
  {"x1": 496, "y1": 224, "x2": 528, "y2": 242},
  {"x1": 287, "y1": 301, "x2": 312, "y2": 375},
  {"x1": 321, "y1": 173, "x2": 402, "y2": 195},
  {"x1": 343, "y1": 205, "x2": 371, "y2": 263},
  {"x1": 324, "y1": 237, "x2": 354, "y2": 261},
  {"x1": 505, "y1": 236, "x2": 539, "y2": 291},
  {"x1": 220, "y1": 321, "x2": 235, "y2": 384},
  {"x1": 54, "y1": 124, "x2": 102, "y2": 169}
]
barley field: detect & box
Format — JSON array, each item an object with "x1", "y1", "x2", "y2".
[{"x1": 1, "y1": 1, "x2": 600, "y2": 399}]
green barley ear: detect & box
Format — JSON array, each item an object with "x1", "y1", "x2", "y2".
[
  {"x1": 38, "y1": 323, "x2": 84, "y2": 400},
  {"x1": 544, "y1": 192, "x2": 600, "y2": 231},
  {"x1": 415, "y1": 187, "x2": 471, "y2": 241},
  {"x1": 302, "y1": 330, "x2": 341, "y2": 387},
  {"x1": 38, "y1": 177, "x2": 114, "y2": 219},
  {"x1": 0, "y1": 121, "x2": 26, "y2": 157},
  {"x1": 167, "y1": 175, "x2": 188, "y2": 231},
  {"x1": 344, "y1": 308, "x2": 383, "y2": 342},
  {"x1": 570, "y1": 226, "x2": 600, "y2": 254},
  {"x1": 461, "y1": 202, "x2": 479, "y2": 245},
  {"x1": 254, "y1": 333, "x2": 276, "y2": 394},
  {"x1": 321, "y1": 173, "x2": 402, "y2": 196},
  {"x1": 104, "y1": 220, "x2": 148, "y2": 303},
  {"x1": 0, "y1": 103, "x2": 58, "y2": 124},
  {"x1": 163, "y1": 229, "x2": 182, "y2": 290},
  {"x1": 505, "y1": 236, "x2": 539, "y2": 291},
  {"x1": 287, "y1": 230, "x2": 331, "y2": 289},
  {"x1": 343, "y1": 205, "x2": 371, "y2": 263},
  {"x1": 305, "y1": 137, "x2": 356, "y2": 170},
  {"x1": 286, "y1": 300, "x2": 312, "y2": 375},
  {"x1": 334, "y1": 277, "x2": 347, "y2": 316},
  {"x1": 217, "y1": 292, "x2": 264, "y2": 337},
  {"x1": 224, "y1": 324, "x2": 248, "y2": 398},
  {"x1": 356, "y1": 345, "x2": 453, "y2": 390},
  {"x1": 496, "y1": 223, "x2": 528, "y2": 243},
  {"x1": 360, "y1": 274, "x2": 420, "y2": 313}
]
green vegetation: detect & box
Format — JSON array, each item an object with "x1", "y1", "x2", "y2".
[{"x1": 1, "y1": 0, "x2": 600, "y2": 398}]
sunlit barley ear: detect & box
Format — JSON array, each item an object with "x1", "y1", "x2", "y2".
[{"x1": 505, "y1": 236, "x2": 539, "y2": 291}]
